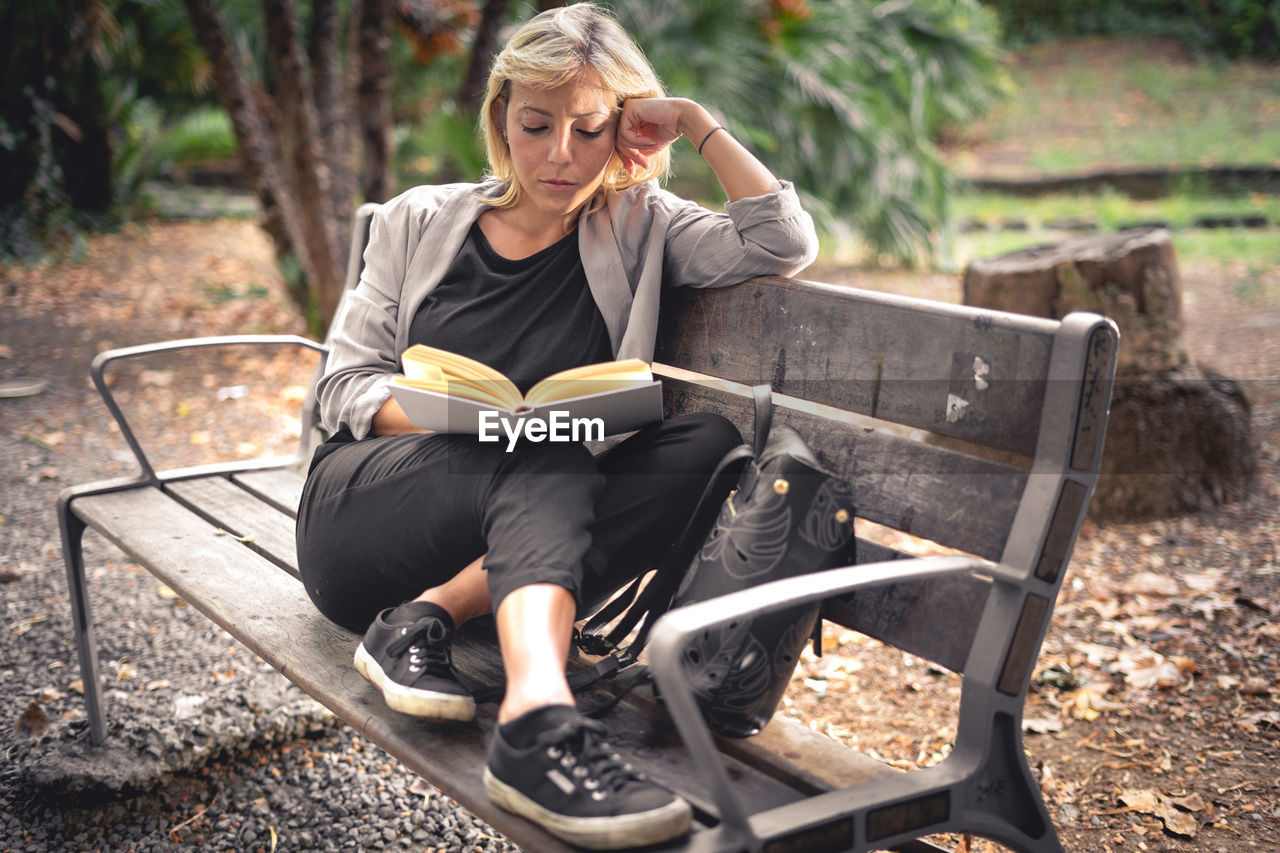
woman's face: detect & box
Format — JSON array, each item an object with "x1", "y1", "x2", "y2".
[{"x1": 500, "y1": 75, "x2": 618, "y2": 224}]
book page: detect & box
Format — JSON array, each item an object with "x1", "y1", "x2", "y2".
[
  {"x1": 398, "y1": 345, "x2": 522, "y2": 409},
  {"x1": 524, "y1": 358, "x2": 652, "y2": 407}
]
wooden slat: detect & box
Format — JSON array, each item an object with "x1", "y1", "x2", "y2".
[
  {"x1": 657, "y1": 277, "x2": 1058, "y2": 457},
  {"x1": 663, "y1": 380, "x2": 1027, "y2": 562},
  {"x1": 72, "y1": 487, "x2": 900, "y2": 852},
  {"x1": 232, "y1": 468, "x2": 306, "y2": 518},
  {"x1": 164, "y1": 476, "x2": 300, "y2": 577}
]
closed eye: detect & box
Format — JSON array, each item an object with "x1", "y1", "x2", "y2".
[
  {"x1": 578, "y1": 128, "x2": 606, "y2": 139},
  {"x1": 520, "y1": 125, "x2": 548, "y2": 135}
]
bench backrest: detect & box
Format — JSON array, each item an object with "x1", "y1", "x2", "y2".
[{"x1": 334, "y1": 204, "x2": 1118, "y2": 694}]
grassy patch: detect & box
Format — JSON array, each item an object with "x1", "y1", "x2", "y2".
[
  {"x1": 946, "y1": 211, "x2": 1280, "y2": 273},
  {"x1": 952, "y1": 189, "x2": 1280, "y2": 231},
  {"x1": 950, "y1": 39, "x2": 1280, "y2": 177}
]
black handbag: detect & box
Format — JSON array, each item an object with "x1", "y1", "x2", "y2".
[{"x1": 574, "y1": 386, "x2": 856, "y2": 737}]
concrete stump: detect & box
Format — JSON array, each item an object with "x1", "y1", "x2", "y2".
[{"x1": 963, "y1": 227, "x2": 1256, "y2": 519}]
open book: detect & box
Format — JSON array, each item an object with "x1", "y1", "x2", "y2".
[{"x1": 388, "y1": 344, "x2": 663, "y2": 440}]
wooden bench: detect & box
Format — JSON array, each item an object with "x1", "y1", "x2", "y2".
[{"x1": 59, "y1": 204, "x2": 1118, "y2": 852}]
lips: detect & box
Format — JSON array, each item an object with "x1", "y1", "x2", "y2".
[{"x1": 540, "y1": 179, "x2": 576, "y2": 191}]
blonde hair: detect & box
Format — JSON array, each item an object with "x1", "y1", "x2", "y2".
[{"x1": 479, "y1": 2, "x2": 669, "y2": 213}]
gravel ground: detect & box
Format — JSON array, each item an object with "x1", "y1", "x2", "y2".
[
  {"x1": 0, "y1": 425, "x2": 518, "y2": 853},
  {"x1": 0, "y1": 219, "x2": 521, "y2": 853},
  {"x1": 0, "y1": 425, "x2": 522, "y2": 852}
]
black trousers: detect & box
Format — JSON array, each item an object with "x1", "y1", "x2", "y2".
[{"x1": 296, "y1": 413, "x2": 741, "y2": 633}]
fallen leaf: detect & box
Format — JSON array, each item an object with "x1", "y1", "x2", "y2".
[
  {"x1": 157, "y1": 584, "x2": 179, "y2": 600},
  {"x1": 140, "y1": 369, "x2": 175, "y2": 387},
  {"x1": 115, "y1": 662, "x2": 137, "y2": 682},
  {"x1": 68, "y1": 679, "x2": 84, "y2": 695},
  {"x1": 15, "y1": 701, "x2": 49, "y2": 738},
  {"x1": 1118, "y1": 788, "x2": 1199, "y2": 838},
  {"x1": 1023, "y1": 716, "x2": 1065, "y2": 734},
  {"x1": 1169, "y1": 792, "x2": 1207, "y2": 812},
  {"x1": 1182, "y1": 570, "x2": 1224, "y2": 592},
  {"x1": 36, "y1": 687, "x2": 66, "y2": 703},
  {"x1": 1062, "y1": 682, "x2": 1127, "y2": 721},
  {"x1": 1241, "y1": 676, "x2": 1271, "y2": 695},
  {"x1": 1115, "y1": 648, "x2": 1181, "y2": 690},
  {"x1": 188, "y1": 430, "x2": 211, "y2": 446},
  {"x1": 1123, "y1": 572, "x2": 1179, "y2": 596},
  {"x1": 10, "y1": 614, "x2": 48, "y2": 635},
  {"x1": 145, "y1": 679, "x2": 171, "y2": 691},
  {"x1": 1240, "y1": 710, "x2": 1280, "y2": 730}
]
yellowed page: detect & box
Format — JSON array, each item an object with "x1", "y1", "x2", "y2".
[
  {"x1": 397, "y1": 345, "x2": 522, "y2": 409},
  {"x1": 523, "y1": 358, "x2": 652, "y2": 406}
]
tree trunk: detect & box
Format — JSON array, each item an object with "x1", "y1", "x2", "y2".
[
  {"x1": 183, "y1": 0, "x2": 302, "y2": 291},
  {"x1": 310, "y1": 0, "x2": 356, "y2": 230},
  {"x1": 357, "y1": 0, "x2": 394, "y2": 203},
  {"x1": 963, "y1": 227, "x2": 1257, "y2": 519},
  {"x1": 458, "y1": 0, "x2": 511, "y2": 112},
  {"x1": 263, "y1": 0, "x2": 345, "y2": 326}
]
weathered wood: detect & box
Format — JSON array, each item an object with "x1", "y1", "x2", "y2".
[
  {"x1": 164, "y1": 476, "x2": 300, "y2": 577},
  {"x1": 662, "y1": 379, "x2": 1026, "y2": 563},
  {"x1": 232, "y1": 468, "x2": 306, "y2": 517},
  {"x1": 71, "y1": 486, "x2": 901, "y2": 852},
  {"x1": 824, "y1": 570, "x2": 992, "y2": 674},
  {"x1": 963, "y1": 226, "x2": 1184, "y2": 375},
  {"x1": 657, "y1": 277, "x2": 1058, "y2": 457}
]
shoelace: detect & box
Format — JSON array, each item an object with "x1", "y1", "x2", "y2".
[
  {"x1": 534, "y1": 717, "x2": 640, "y2": 799},
  {"x1": 385, "y1": 616, "x2": 454, "y2": 677}
]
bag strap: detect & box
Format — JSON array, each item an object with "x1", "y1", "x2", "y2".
[
  {"x1": 569, "y1": 384, "x2": 775, "y2": 684},
  {"x1": 752, "y1": 383, "x2": 773, "y2": 456}
]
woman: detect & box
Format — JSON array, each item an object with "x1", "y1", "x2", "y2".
[{"x1": 296, "y1": 4, "x2": 818, "y2": 848}]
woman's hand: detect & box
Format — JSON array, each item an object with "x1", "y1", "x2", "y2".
[
  {"x1": 616, "y1": 96, "x2": 779, "y2": 201},
  {"x1": 615, "y1": 97, "x2": 698, "y2": 176}
]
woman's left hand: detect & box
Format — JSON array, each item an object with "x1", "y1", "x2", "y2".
[{"x1": 615, "y1": 97, "x2": 691, "y2": 175}]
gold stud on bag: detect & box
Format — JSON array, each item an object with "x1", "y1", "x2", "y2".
[{"x1": 772, "y1": 478, "x2": 789, "y2": 495}]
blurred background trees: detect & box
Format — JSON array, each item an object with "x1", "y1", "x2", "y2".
[{"x1": 2, "y1": 0, "x2": 1274, "y2": 333}]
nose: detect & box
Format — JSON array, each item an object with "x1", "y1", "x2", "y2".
[{"x1": 548, "y1": 127, "x2": 573, "y2": 165}]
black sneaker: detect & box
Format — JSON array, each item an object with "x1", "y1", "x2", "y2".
[
  {"x1": 353, "y1": 601, "x2": 475, "y2": 721},
  {"x1": 483, "y1": 705, "x2": 691, "y2": 849}
]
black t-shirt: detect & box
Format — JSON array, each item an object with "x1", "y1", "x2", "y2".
[{"x1": 407, "y1": 222, "x2": 613, "y2": 393}]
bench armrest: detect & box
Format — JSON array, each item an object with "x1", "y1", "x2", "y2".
[
  {"x1": 89, "y1": 334, "x2": 328, "y2": 484},
  {"x1": 646, "y1": 554, "x2": 995, "y2": 843}
]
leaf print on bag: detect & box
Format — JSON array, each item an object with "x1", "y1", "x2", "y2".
[
  {"x1": 699, "y1": 486, "x2": 792, "y2": 580},
  {"x1": 681, "y1": 619, "x2": 772, "y2": 717},
  {"x1": 798, "y1": 477, "x2": 856, "y2": 551},
  {"x1": 772, "y1": 610, "x2": 819, "y2": 678}
]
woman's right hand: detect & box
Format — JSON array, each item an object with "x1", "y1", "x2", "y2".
[{"x1": 372, "y1": 396, "x2": 431, "y2": 436}]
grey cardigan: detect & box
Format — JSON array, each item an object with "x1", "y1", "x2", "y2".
[{"x1": 320, "y1": 178, "x2": 819, "y2": 439}]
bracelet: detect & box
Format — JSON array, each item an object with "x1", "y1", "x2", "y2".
[{"x1": 697, "y1": 125, "x2": 726, "y2": 156}]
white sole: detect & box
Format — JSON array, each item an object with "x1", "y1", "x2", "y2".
[
  {"x1": 353, "y1": 643, "x2": 476, "y2": 721},
  {"x1": 483, "y1": 767, "x2": 692, "y2": 850}
]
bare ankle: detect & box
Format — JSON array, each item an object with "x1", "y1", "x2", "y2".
[{"x1": 498, "y1": 692, "x2": 576, "y2": 725}]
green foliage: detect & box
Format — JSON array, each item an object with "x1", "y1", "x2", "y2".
[
  {"x1": 0, "y1": 0, "x2": 214, "y2": 263},
  {"x1": 154, "y1": 106, "x2": 238, "y2": 167},
  {"x1": 614, "y1": 0, "x2": 1008, "y2": 264},
  {"x1": 981, "y1": 0, "x2": 1280, "y2": 59}
]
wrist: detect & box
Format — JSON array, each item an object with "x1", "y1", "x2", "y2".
[{"x1": 676, "y1": 100, "x2": 718, "y2": 143}]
